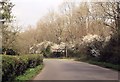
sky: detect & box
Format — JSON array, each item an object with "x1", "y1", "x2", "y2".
[
  {"x1": 11, "y1": 0, "x2": 64, "y2": 29},
  {"x1": 10, "y1": 0, "x2": 113, "y2": 29}
]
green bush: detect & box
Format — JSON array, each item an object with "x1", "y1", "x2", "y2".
[
  {"x1": 100, "y1": 34, "x2": 120, "y2": 64},
  {"x1": 2, "y1": 54, "x2": 43, "y2": 82},
  {"x1": 67, "y1": 49, "x2": 81, "y2": 58},
  {"x1": 42, "y1": 45, "x2": 52, "y2": 58}
]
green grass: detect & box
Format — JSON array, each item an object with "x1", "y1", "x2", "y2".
[
  {"x1": 15, "y1": 64, "x2": 43, "y2": 82},
  {"x1": 75, "y1": 58, "x2": 120, "y2": 71},
  {"x1": 87, "y1": 60, "x2": 120, "y2": 71}
]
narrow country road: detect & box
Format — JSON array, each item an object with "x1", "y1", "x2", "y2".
[{"x1": 34, "y1": 59, "x2": 118, "y2": 80}]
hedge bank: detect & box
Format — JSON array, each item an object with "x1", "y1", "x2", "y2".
[{"x1": 1, "y1": 54, "x2": 43, "y2": 82}]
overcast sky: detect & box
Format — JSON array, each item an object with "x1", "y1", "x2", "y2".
[
  {"x1": 11, "y1": 0, "x2": 114, "y2": 29},
  {"x1": 11, "y1": 0, "x2": 64, "y2": 29}
]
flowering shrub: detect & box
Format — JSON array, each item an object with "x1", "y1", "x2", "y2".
[
  {"x1": 76, "y1": 34, "x2": 119, "y2": 65},
  {"x1": 76, "y1": 34, "x2": 112, "y2": 59},
  {"x1": 82, "y1": 34, "x2": 103, "y2": 44},
  {"x1": 80, "y1": 34, "x2": 104, "y2": 58},
  {"x1": 29, "y1": 41, "x2": 54, "y2": 54}
]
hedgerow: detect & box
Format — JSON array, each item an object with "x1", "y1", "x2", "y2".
[{"x1": 2, "y1": 54, "x2": 43, "y2": 82}]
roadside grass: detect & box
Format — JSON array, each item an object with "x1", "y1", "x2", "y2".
[
  {"x1": 75, "y1": 58, "x2": 120, "y2": 71},
  {"x1": 15, "y1": 64, "x2": 43, "y2": 82}
]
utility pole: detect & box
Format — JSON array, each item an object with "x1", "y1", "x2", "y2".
[{"x1": 65, "y1": 45, "x2": 67, "y2": 58}]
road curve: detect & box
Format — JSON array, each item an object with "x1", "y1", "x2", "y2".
[{"x1": 34, "y1": 59, "x2": 118, "y2": 80}]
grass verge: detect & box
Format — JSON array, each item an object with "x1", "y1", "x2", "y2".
[
  {"x1": 15, "y1": 64, "x2": 43, "y2": 82},
  {"x1": 75, "y1": 58, "x2": 120, "y2": 71}
]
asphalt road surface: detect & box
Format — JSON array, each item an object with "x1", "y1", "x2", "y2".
[{"x1": 34, "y1": 59, "x2": 119, "y2": 80}]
